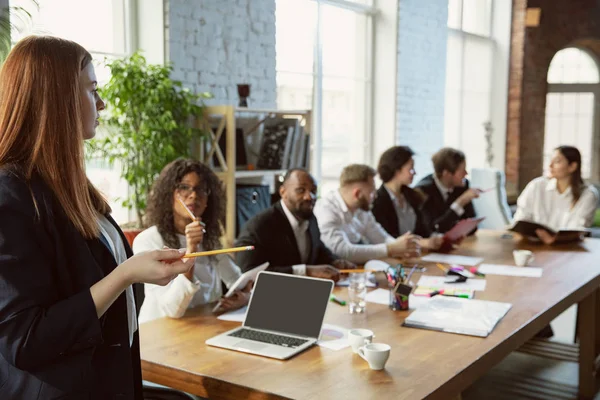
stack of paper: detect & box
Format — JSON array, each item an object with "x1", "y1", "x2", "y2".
[
  {"x1": 477, "y1": 264, "x2": 542, "y2": 277},
  {"x1": 217, "y1": 306, "x2": 247, "y2": 322},
  {"x1": 421, "y1": 253, "x2": 484, "y2": 266},
  {"x1": 403, "y1": 296, "x2": 512, "y2": 337}
]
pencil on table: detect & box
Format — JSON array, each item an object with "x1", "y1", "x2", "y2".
[
  {"x1": 182, "y1": 246, "x2": 254, "y2": 258},
  {"x1": 435, "y1": 263, "x2": 448, "y2": 273},
  {"x1": 338, "y1": 269, "x2": 378, "y2": 274}
]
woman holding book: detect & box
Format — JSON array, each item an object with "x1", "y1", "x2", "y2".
[
  {"x1": 134, "y1": 159, "x2": 250, "y2": 322},
  {"x1": 372, "y1": 146, "x2": 444, "y2": 250},
  {"x1": 513, "y1": 145, "x2": 598, "y2": 244}
]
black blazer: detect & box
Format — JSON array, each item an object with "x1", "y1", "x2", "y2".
[
  {"x1": 414, "y1": 174, "x2": 477, "y2": 234},
  {"x1": 0, "y1": 169, "x2": 143, "y2": 400},
  {"x1": 371, "y1": 185, "x2": 431, "y2": 238},
  {"x1": 235, "y1": 201, "x2": 338, "y2": 273}
]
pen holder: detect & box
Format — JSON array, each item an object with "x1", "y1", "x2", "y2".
[{"x1": 390, "y1": 283, "x2": 412, "y2": 311}]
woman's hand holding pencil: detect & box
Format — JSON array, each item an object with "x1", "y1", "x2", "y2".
[{"x1": 182, "y1": 245, "x2": 255, "y2": 258}]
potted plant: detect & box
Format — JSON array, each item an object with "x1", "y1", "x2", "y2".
[
  {"x1": 87, "y1": 51, "x2": 211, "y2": 242},
  {"x1": 0, "y1": 1, "x2": 39, "y2": 62}
]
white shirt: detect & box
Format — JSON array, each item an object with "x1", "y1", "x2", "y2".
[
  {"x1": 97, "y1": 215, "x2": 137, "y2": 347},
  {"x1": 513, "y1": 176, "x2": 599, "y2": 231},
  {"x1": 280, "y1": 200, "x2": 310, "y2": 264},
  {"x1": 314, "y1": 190, "x2": 395, "y2": 264},
  {"x1": 133, "y1": 226, "x2": 242, "y2": 323},
  {"x1": 384, "y1": 185, "x2": 417, "y2": 235},
  {"x1": 433, "y1": 174, "x2": 465, "y2": 217}
]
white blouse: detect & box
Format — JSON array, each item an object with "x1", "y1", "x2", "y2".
[
  {"x1": 384, "y1": 185, "x2": 417, "y2": 236},
  {"x1": 513, "y1": 177, "x2": 599, "y2": 231},
  {"x1": 133, "y1": 226, "x2": 241, "y2": 323},
  {"x1": 97, "y1": 215, "x2": 137, "y2": 347}
]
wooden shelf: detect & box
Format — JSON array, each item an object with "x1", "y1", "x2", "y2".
[
  {"x1": 196, "y1": 105, "x2": 312, "y2": 247},
  {"x1": 235, "y1": 169, "x2": 287, "y2": 178}
]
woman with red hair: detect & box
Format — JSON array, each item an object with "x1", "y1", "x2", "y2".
[{"x1": 0, "y1": 36, "x2": 191, "y2": 399}]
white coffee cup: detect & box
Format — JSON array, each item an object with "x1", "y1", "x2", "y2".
[
  {"x1": 358, "y1": 343, "x2": 391, "y2": 370},
  {"x1": 513, "y1": 250, "x2": 534, "y2": 267},
  {"x1": 348, "y1": 329, "x2": 374, "y2": 353}
]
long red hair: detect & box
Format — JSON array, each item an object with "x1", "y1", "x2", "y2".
[{"x1": 0, "y1": 36, "x2": 109, "y2": 238}]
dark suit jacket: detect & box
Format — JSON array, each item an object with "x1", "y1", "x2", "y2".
[
  {"x1": 414, "y1": 174, "x2": 477, "y2": 234},
  {"x1": 235, "y1": 201, "x2": 338, "y2": 273},
  {"x1": 371, "y1": 185, "x2": 431, "y2": 238},
  {"x1": 0, "y1": 169, "x2": 143, "y2": 400}
]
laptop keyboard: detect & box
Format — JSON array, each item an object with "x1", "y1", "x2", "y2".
[{"x1": 229, "y1": 328, "x2": 308, "y2": 348}]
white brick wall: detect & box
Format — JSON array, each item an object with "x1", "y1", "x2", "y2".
[
  {"x1": 166, "y1": 0, "x2": 277, "y2": 109},
  {"x1": 396, "y1": 0, "x2": 448, "y2": 181}
]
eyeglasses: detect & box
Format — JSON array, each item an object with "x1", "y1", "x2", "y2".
[{"x1": 176, "y1": 183, "x2": 211, "y2": 198}]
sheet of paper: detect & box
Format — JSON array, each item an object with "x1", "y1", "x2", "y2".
[
  {"x1": 364, "y1": 288, "x2": 390, "y2": 305},
  {"x1": 478, "y1": 264, "x2": 542, "y2": 278},
  {"x1": 216, "y1": 306, "x2": 247, "y2": 322},
  {"x1": 417, "y1": 275, "x2": 487, "y2": 291},
  {"x1": 421, "y1": 253, "x2": 484, "y2": 266},
  {"x1": 317, "y1": 324, "x2": 350, "y2": 351},
  {"x1": 408, "y1": 294, "x2": 433, "y2": 310},
  {"x1": 364, "y1": 289, "x2": 431, "y2": 310}
]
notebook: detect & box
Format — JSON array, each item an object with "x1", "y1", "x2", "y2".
[
  {"x1": 403, "y1": 296, "x2": 511, "y2": 337},
  {"x1": 508, "y1": 220, "x2": 589, "y2": 241}
]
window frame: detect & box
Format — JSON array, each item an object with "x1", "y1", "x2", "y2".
[
  {"x1": 545, "y1": 47, "x2": 600, "y2": 182},
  {"x1": 275, "y1": 0, "x2": 376, "y2": 188}
]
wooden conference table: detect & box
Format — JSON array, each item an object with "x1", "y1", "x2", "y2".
[{"x1": 140, "y1": 230, "x2": 600, "y2": 400}]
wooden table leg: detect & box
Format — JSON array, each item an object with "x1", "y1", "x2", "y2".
[
  {"x1": 578, "y1": 289, "x2": 598, "y2": 399},
  {"x1": 595, "y1": 288, "x2": 600, "y2": 359}
]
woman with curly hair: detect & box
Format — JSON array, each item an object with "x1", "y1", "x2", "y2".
[{"x1": 134, "y1": 159, "x2": 249, "y2": 323}]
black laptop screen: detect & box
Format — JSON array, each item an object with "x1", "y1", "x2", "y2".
[{"x1": 244, "y1": 272, "x2": 333, "y2": 338}]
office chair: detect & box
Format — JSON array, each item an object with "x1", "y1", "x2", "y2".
[{"x1": 469, "y1": 168, "x2": 513, "y2": 229}]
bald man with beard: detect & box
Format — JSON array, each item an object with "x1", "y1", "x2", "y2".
[{"x1": 235, "y1": 168, "x2": 355, "y2": 281}]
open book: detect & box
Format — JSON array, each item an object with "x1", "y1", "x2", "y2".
[
  {"x1": 403, "y1": 296, "x2": 511, "y2": 337},
  {"x1": 508, "y1": 220, "x2": 590, "y2": 242}
]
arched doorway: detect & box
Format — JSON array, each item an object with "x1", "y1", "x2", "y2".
[{"x1": 544, "y1": 47, "x2": 600, "y2": 181}]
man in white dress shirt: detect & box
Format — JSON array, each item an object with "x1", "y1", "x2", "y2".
[{"x1": 314, "y1": 164, "x2": 421, "y2": 264}]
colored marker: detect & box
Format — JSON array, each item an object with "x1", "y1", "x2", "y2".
[
  {"x1": 329, "y1": 295, "x2": 346, "y2": 306},
  {"x1": 439, "y1": 289, "x2": 471, "y2": 299}
]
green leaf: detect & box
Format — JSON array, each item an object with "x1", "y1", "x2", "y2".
[{"x1": 86, "y1": 50, "x2": 213, "y2": 226}]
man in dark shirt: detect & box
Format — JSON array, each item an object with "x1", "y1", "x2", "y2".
[
  {"x1": 235, "y1": 168, "x2": 355, "y2": 281},
  {"x1": 414, "y1": 147, "x2": 482, "y2": 234}
]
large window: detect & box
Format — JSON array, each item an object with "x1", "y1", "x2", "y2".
[
  {"x1": 10, "y1": 0, "x2": 135, "y2": 223},
  {"x1": 545, "y1": 48, "x2": 600, "y2": 180},
  {"x1": 444, "y1": 0, "x2": 495, "y2": 170},
  {"x1": 276, "y1": 0, "x2": 373, "y2": 194}
]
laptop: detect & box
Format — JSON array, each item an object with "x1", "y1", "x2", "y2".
[{"x1": 206, "y1": 271, "x2": 334, "y2": 360}]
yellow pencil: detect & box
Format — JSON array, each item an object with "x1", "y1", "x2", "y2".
[
  {"x1": 177, "y1": 195, "x2": 206, "y2": 227},
  {"x1": 182, "y1": 246, "x2": 254, "y2": 258},
  {"x1": 338, "y1": 269, "x2": 377, "y2": 274},
  {"x1": 435, "y1": 263, "x2": 448, "y2": 273}
]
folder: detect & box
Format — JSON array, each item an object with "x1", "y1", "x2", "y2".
[
  {"x1": 508, "y1": 220, "x2": 590, "y2": 242},
  {"x1": 403, "y1": 296, "x2": 511, "y2": 337}
]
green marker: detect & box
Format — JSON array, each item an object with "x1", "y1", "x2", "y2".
[{"x1": 329, "y1": 295, "x2": 346, "y2": 306}]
